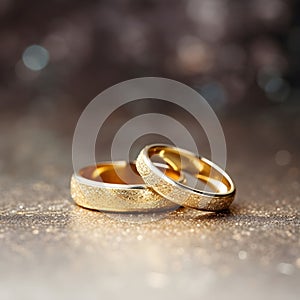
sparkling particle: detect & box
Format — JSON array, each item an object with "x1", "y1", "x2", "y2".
[
  {"x1": 277, "y1": 263, "x2": 295, "y2": 275},
  {"x1": 32, "y1": 229, "x2": 39, "y2": 235},
  {"x1": 275, "y1": 150, "x2": 291, "y2": 166},
  {"x1": 238, "y1": 250, "x2": 248, "y2": 260},
  {"x1": 137, "y1": 235, "x2": 143, "y2": 241},
  {"x1": 22, "y1": 45, "x2": 49, "y2": 71}
]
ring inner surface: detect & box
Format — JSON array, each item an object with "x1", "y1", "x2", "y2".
[
  {"x1": 80, "y1": 162, "x2": 182, "y2": 185},
  {"x1": 148, "y1": 146, "x2": 231, "y2": 193}
]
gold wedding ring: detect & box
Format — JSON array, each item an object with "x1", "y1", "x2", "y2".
[
  {"x1": 136, "y1": 144, "x2": 236, "y2": 211},
  {"x1": 71, "y1": 161, "x2": 181, "y2": 212}
]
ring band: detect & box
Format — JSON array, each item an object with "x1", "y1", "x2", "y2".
[
  {"x1": 136, "y1": 144, "x2": 236, "y2": 211},
  {"x1": 70, "y1": 161, "x2": 181, "y2": 212}
]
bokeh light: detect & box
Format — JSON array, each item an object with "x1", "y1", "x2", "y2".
[
  {"x1": 22, "y1": 45, "x2": 49, "y2": 71},
  {"x1": 0, "y1": 0, "x2": 298, "y2": 111},
  {"x1": 275, "y1": 150, "x2": 292, "y2": 166}
]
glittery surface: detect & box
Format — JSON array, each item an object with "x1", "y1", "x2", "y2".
[{"x1": 0, "y1": 106, "x2": 300, "y2": 300}]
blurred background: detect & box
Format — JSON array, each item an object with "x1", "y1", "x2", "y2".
[
  {"x1": 1, "y1": 0, "x2": 300, "y2": 118},
  {"x1": 1, "y1": 0, "x2": 300, "y2": 174}
]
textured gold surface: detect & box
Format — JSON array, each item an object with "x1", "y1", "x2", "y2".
[
  {"x1": 136, "y1": 148, "x2": 234, "y2": 211},
  {"x1": 71, "y1": 175, "x2": 179, "y2": 212},
  {"x1": 0, "y1": 108, "x2": 300, "y2": 300}
]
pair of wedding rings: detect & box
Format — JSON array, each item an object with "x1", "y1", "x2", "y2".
[{"x1": 71, "y1": 144, "x2": 236, "y2": 212}]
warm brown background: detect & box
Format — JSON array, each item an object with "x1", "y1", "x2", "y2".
[{"x1": 1, "y1": 0, "x2": 300, "y2": 113}]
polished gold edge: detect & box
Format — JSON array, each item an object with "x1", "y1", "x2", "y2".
[{"x1": 136, "y1": 144, "x2": 236, "y2": 211}]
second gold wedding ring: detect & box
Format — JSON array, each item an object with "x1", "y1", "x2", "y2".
[{"x1": 136, "y1": 144, "x2": 236, "y2": 211}]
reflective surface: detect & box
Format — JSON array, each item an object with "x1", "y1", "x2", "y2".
[
  {"x1": 79, "y1": 161, "x2": 182, "y2": 184},
  {"x1": 0, "y1": 106, "x2": 300, "y2": 300}
]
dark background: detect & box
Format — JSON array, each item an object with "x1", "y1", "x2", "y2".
[{"x1": 1, "y1": 0, "x2": 300, "y2": 118}]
